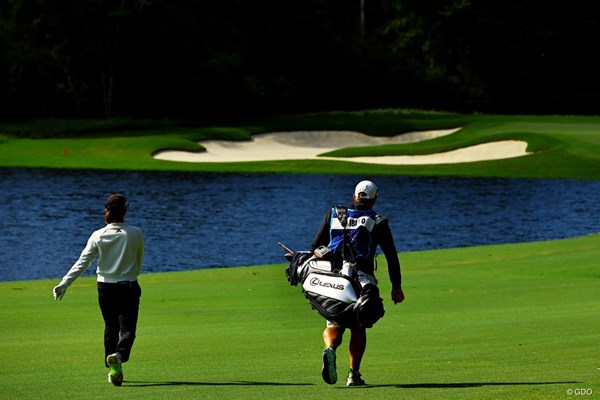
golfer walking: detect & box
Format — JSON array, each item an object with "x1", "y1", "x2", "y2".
[
  {"x1": 311, "y1": 180, "x2": 405, "y2": 386},
  {"x1": 53, "y1": 194, "x2": 144, "y2": 386}
]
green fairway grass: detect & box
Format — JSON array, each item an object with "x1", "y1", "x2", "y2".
[
  {"x1": 2, "y1": 111, "x2": 600, "y2": 179},
  {"x1": 1, "y1": 235, "x2": 598, "y2": 400}
]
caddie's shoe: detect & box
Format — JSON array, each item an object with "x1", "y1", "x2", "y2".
[
  {"x1": 106, "y1": 353, "x2": 123, "y2": 386},
  {"x1": 346, "y1": 369, "x2": 366, "y2": 386},
  {"x1": 321, "y1": 347, "x2": 337, "y2": 384}
]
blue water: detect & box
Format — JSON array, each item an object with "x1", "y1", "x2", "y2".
[{"x1": 1, "y1": 168, "x2": 599, "y2": 282}]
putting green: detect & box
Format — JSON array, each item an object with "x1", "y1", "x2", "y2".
[{"x1": 2, "y1": 112, "x2": 600, "y2": 178}]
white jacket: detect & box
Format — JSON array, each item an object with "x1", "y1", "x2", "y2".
[{"x1": 60, "y1": 222, "x2": 144, "y2": 285}]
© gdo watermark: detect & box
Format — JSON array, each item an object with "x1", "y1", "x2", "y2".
[{"x1": 567, "y1": 388, "x2": 593, "y2": 396}]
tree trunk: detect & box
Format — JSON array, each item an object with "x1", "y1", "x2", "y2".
[
  {"x1": 360, "y1": 0, "x2": 365, "y2": 42},
  {"x1": 102, "y1": 64, "x2": 114, "y2": 119}
]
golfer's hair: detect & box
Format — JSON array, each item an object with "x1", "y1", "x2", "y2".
[{"x1": 105, "y1": 194, "x2": 128, "y2": 223}]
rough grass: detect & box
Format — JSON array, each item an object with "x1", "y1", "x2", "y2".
[{"x1": 1, "y1": 235, "x2": 598, "y2": 400}]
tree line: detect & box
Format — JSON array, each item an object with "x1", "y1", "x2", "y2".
[{"x1": 1, "y1": 0, "x2": 599, "y2": 120}]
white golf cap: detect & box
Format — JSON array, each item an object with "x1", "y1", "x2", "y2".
[{"x1": 354, "y1": 180, "x2": 378, "y2": 199}]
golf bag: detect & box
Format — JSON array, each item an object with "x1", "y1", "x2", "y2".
[{"x1": 285, "y1": 251, "x2": 384, "y2": 328}]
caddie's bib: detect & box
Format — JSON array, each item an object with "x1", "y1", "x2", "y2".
[{"x1": 328, "y1": 207, "x2": 377, "y2": 262}]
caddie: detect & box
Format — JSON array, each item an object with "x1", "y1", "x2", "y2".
[{"x1": 310, "y1": 180, "x2": 405, "y2": 386}]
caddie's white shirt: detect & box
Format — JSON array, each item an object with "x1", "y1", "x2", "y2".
[{"x1": 61, "y1": 222, "x2": 144, "y2": 285}]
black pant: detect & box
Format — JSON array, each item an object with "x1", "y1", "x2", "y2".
[{"x1": 98, "y1": 281, "x2": 142, "y2": 367}]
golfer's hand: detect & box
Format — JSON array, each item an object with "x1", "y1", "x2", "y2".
[
  {"x1": 53, "y1": 284, "x2": 67, "y2": 300},
  {"x1": 392, "y1": 287, "x2": 405, "y2": 304}
]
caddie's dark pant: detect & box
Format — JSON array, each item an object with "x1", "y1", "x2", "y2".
[{"x1": 98, "y1": 281, "x2": 141, "y2": 367}]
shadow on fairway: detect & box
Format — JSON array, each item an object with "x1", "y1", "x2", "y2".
[
  {"x1": 350, "y1": 381, "x2": 581, "y2": 389},
  {"x1": 124, "y1": 380, "x2": 314, "y2": 387}
]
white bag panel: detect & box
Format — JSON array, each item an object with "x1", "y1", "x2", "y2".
[
  {"x1": 302, "y1": 272, "x2": 358, "y2": 304},
  {"x1": 297, "y1": 256, "x2": 332, "y2": 277},
  {"x1": 305, "y1": 259, "x2": 332, "y2": 272}
]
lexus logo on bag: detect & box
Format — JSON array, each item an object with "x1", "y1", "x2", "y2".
[{"x1": 309, "y1": 277, "x2": 345, "y2": 290}]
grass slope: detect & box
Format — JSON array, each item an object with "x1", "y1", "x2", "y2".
[
  {"x1": 1, "y1": 235, "x2": 598, "y2": 400},
  {"x1": 1, "y1": 111, "x2": 600, "y2": 178}
]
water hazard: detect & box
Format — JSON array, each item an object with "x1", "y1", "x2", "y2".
[{"x1": 1, "y1": 168, "x2": 599, "y2": 281}]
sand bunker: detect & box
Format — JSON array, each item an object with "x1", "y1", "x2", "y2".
[{"x1": 153, "y1": 128, "x2": 532, "y2": 165}]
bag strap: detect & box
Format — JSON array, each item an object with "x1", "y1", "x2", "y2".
[
  {"x1": 334, "y1": 205, "x2": 348, "y2": 227},
  {"x1": 333, "y1": 205, "x2": 355, "y2": 263}
]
